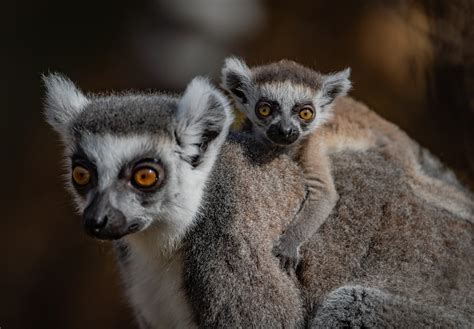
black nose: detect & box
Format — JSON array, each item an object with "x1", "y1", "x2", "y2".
[
  {"x1": 266, "y1": 124, "x2": 300, "y2": 145},
  {"x1": 82, "y1": 193, "x2": 132, "y2": 240},
  {"x1": 279, "y1": 126, "x2": 296, "y2": 138},
  {"x1": 84, "y1": 214, "x2": 108, "y2": 234}
]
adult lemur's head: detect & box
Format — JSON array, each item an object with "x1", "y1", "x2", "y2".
[
  {"x1": 44, "y1": 74, "x2": 232, "y2": 246},
  {"x1": 221, "y1": 57, "x2": 351, "y2": 147}
]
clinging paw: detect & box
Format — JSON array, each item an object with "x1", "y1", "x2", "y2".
[{"x1": 272, "y1": 234, "x2": 301, "y2": 274}]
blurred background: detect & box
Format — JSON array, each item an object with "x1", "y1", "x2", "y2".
[{"x1": 3, "y1": 0, "x2": 473, "y2": 328}]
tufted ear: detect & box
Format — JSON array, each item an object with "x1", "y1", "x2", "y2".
[
  {"x1": 176, "y1": 77, "x2": 233, "y2": 168},
  {"x1": 319, "y1": 68, "x2": 352, "y2": 109},
  {"x1": 43, "y1": 73, "x2": 89, "y2": 137},
  {"x1": 221, "y1": 56, "x2": 253, "y2": 106}
]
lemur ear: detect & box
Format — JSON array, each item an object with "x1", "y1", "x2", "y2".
[
  {"x1": 221, "y1": 56, "x2": 253, "y2": 105},
  {"x1": 43, "y1": 73, "x2": 89, "y2": 136},
  {"x1": 320, "y1": 68, "x2": 352, "y2": 108},
  {"x1": 176, "y1": 77, "x2": 233, "y2": 168}
]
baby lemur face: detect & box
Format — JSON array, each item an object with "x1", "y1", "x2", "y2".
[
  {"x1": 44, "y1": 74, "x2": 232, "y2": 243},
  {"x1": 221, "y1": 58, "x2": 351, "y2": 147}
]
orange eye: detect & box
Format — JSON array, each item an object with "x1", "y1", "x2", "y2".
[
  {"x1": 256, "y1": 104, "x2": 272, "y2": 118},
  {"x1": 133, "y1": 167, "x2": 158, "y2": 188},
  {"x1": 131, "y1": 161, "x2": 165, "y2": 191},
  {"x1": 72, "y1": 166, "x2": 91, "y2": 186},
  {"x1": 298, "y1": 107, "x2": 314, "y2": 121}
]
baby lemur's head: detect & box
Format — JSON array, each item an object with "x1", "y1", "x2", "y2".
[
  {"x1": 44, "y1": 74, "x2": 232, "y2": 245},
  {"x1": 221, "y1": 57, "x2": 351, "y2": 147}
]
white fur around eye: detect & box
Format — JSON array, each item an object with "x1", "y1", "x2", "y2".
[{"x1": 47, "y1": 73, "x2": 235, "y2": 329}]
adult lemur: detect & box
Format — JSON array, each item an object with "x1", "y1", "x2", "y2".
[
  {"x1": 43, "y1": 74, "x2": 307, "y2": 328},
  {"x1": 43, "y1": 74, "x2": 236, "y2": 327},
  {"x1": 44, "y1": 71, "x2": 473, "y2": 328},
  {"x1": 221, "y1": 57, "x2": 474, "y2": 272}
]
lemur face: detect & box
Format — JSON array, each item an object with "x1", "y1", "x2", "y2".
[
  {"x1": 44, "y1": 75, "x2": 232, "y2": 242},
  {"x1": 246, "y1": 82, "x2": 318, "y2": 146},
  {"x1": 67, "y1": 133, "x2": 182, "y2": 240},
  {"x1": 221, "y1": 58, "x2": 351, "y2": 147}
]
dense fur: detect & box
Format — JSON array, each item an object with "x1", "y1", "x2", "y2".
[
  {"x1": 183, "y1": 97, "x2": 474, "y2": 327},
  {"x1": 221, "y1": 57, "x2": 352, "y2": 273},
  {"x1": 302, "y1": 148, "x2": 474, "y2": 327},
  {"x1": 43, "y1": 73, "x2": 234, "y2": 328},
  {"x1": 310, "y1": 285, "x2": 471, "y2": 328},
  {"x1": 183, "y1": 134, "x2": 306, "y2": 327},
  {"x1": 45, "y1": 74, "x2": 474, "y2": 328},
  {"x1": 43, "y1": 73, "x2": 90, "y2": 139},
  {"x1": 318, "y1": 97, "x2": 474, "y2": 221}
]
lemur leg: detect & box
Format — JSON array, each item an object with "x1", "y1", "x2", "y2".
[{"x1": 273, "y1": 148, "x2": 338, "y2": 273}]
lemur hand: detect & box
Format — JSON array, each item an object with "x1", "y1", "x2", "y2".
[{"x1": 272, "y1": 233, "x2": 301, "y2": 274}]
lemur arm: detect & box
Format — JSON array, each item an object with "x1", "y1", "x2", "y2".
[{"x1": 273, "y1": 144, "x2": 338, "y2": 272}]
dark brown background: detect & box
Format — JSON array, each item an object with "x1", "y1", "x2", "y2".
[{"x1": 3, "y1": 0, "x2": 473, "y2": 328}]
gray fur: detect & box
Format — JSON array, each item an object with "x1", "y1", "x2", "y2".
[
  {"x1": 42, "y1": 72, "x2": 235, "y2": 224},
  {"x1": 310, "y1": 285, "x2": 472, "y2": 328},
  {"x1": 42, "y1": 73, "x2": 89, "y2": 138},
  {"x1": 183, "y1": 133, "x2": 306, "y2": 328},
  {"x1": 221, "y1": 58, "x2": 351, "y2": 274},
  {"x1": 183, "y1": 145, "x2": 474, "y2": 327},
  {"x1": 45, "y1": 73, "x2": 474, "y2": 328},
  {"x1": 253, "y1": 60, "x2": 325, "y2": 89},
  {"x1": 301, "y1": 150, "x2": 473, "y2": 326},
  {"x1": 221, "y1": 57, "x2": 351, "y2": 119},
  {"x1": 72, "y1": 93, "x2": 178, "y2": 137},
  {"x1": 44, "y1": 73, "x2": 234, "y2": 328}
]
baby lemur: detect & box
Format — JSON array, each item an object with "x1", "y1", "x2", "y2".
[
  {"x1": 222, "y1": 58, "x2": 474, "y2": 275},
  {"x1": 221, "y1": 58, "x2": 352, "y2": 272}
]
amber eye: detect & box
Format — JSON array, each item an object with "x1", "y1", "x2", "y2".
[
  {"x1": 298, "y1": 107, "x2": 315, "y2": 121},
  {"x1": 131, "y1": 162, "x2": 165, "y2": 191},
  {"x1": 72, "y1": 166, "x2": 91, "y2": 186},
  {"x1": 256, "y1": 104, "x2": 272, "y2": 118},
  {"x1": 133, "y1": 167, "x2": 158, "y2": 188}
]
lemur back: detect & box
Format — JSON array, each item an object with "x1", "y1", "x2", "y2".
[
  {"x1": 221, "y1": 58, "x2": 474, "y2": 272},
  {"x1": 321, "y1": 96, "x2": 474, "y2": 221}
]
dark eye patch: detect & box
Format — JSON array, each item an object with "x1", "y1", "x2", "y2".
[
  {"x1": 71, "y1": 148, "x2": 97, "y2": 195},
  {"x1": 256, "y1": 98, "x2": 280, "y2": 113},
  {"x1": 71, "y1": 146, "x2": 93, "y2": 164},
  {"x1": 291, "y1": 101, "x2": 314, "y2": 113}
]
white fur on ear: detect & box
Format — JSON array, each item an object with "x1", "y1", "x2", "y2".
[
  {"x1": 220, "y1": 57, "x2": 253, "y2": 105},
  {"x1": 176, "y1": 77, "x2": 233, "y2": 167},
  {"x1": 221, "y1": 56, "x2": 252, "y2": 86},
  {"x1": 319, "y1": 68, "x2": 352, "y2": 108},
  {"x1": 43, "y1": 73, "x2": 89, "y2": 135}
]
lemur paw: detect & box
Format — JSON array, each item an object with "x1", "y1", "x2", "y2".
[{"x1": 272, "y1": 234, "x2": 301, "y2": 274}]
